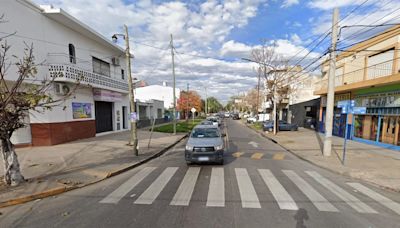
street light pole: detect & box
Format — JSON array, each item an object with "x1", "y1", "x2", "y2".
[
  {"x1": 205, "y1": 87, "x2": 208, "y2": 115},
  {"x1": 123, "y1": 25, "x2": 138, "y2": 156},
  {"x1": 186, "y1": 83, "x2": 189, "y2": 122},
  {"x1": 170, "y1": 34, "x2": 177, "y2": 135}
]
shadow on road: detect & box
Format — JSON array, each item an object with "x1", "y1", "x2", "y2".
[{"x1": 294, "y1": 208, "x2": 309, "y2": 228}]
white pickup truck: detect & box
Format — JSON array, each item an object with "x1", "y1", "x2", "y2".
[{"x1": 246, "y1": 114, "x2": 270, "y2": 123}]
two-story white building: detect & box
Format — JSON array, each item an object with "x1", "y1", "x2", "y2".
[{"x1": 3, "y1": 0, "x2": 130, "y2": 146}]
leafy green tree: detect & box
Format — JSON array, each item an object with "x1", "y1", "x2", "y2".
[{"x1": 206, "y1": 97, "x2": 223, "y2": 113}]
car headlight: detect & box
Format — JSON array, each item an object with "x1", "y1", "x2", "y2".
[
  {"x1": 185, "y1": 145, "x2": 193, "y2": 151},
  {"x1": 215, "y1": 145, "x2": 223, "y2": 151}
]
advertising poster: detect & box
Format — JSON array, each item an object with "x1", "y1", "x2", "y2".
[{"x1": 72, "y1": 102, "x2": 92, "y2": 119}]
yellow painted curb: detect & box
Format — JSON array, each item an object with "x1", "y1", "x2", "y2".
[{"x1": 0, "y1": 186, "x2": 72, "y2": 208}]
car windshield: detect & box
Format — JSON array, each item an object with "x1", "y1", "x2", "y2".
[{"x1": 191, "y1": 128, "x2": 220, "y2": 138}]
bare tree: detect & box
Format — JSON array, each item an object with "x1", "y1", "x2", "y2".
[
  {"x1": 0, "y1": 17, "x2": 78, "y2": 186},
  {"x1": 251, "y1": 41, "x2": 294, "y2": 130}
]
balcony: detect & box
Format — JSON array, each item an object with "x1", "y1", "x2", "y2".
[
  {"x1": 315, "y1": 58, "x2": 400, "y2": 95},
  {"x1": 49, "y1": 64, "x2": 129, "y2": 93}
]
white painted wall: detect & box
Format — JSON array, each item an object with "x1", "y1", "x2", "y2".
[
  {"x1": 2, "y1": 0, "x2": 130, "y2": 143},
  {"x1": 135, "y1": 85, "x2": 181, "y2": 109},
  {"x1": 1, "y1": 0, "x2": 126, "y2": 82}
]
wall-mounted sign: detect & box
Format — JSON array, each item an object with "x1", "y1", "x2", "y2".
[
  {"x1": 93, "y1": 88, "x2": 122, "y2": 102},
  {"x1": 355, "y1": 90, "x2": 400, "y2": 108},
  {"x1": 321, "y1": 93, "x2": 351, "y2": 107},
  {"x1": 72, "y1": 102, "x2": 92, "y2": 119},
  {"x1": 353, "y1": 107, "x2": 367, "y2": 114}
]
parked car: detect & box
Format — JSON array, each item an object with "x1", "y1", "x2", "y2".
[
  {"x1": 263, "y1": 120, "x2": 298, "y2": 131},
  {"x1": 232, "y1": 113, "x2": 240, "y2": 120},
  {"x1": 199, "y1": 120, "x2": 214, "y2": 126},
  {"x1": 207, "y1": 116, "x2": 221, "y2": 126},
  {"x1": 224, "y1": 112, "x2": 230, "y2": 118},
  {"x1": 185, "y1": 125, "x2": 225, "y2": 165},
  {"x1": 246, "y1": 116, "x2": 258, "y2": 123}
]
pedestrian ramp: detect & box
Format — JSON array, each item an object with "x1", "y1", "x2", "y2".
[{"x1": 99, "y1": 167, "x2": 400, "y2": 215}]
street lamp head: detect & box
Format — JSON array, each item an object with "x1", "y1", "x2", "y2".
[{"x1": 111, "y1": 34, "x2": 118, "y2": 43}]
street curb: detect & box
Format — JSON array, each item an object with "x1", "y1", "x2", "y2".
[
  {"x1": 0, "y1": 134, "x2": 188, "y2": 209},
  {"x1": 244, "y1": 123, "x2": 400, "y2": 193}
]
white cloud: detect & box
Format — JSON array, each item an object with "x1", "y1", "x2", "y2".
[
  {"x1": 281, "y1": 0, "x2": 299, "y2": 8},
  {"x1": 32, "y1": 0, "x2": 269, "y2": 102},
  {"x1": 308, "y1": 0, "x2": 375, "y2": 10},
  {"x1": 290, "y1": 33, "x2": 302, "y2": 45}
]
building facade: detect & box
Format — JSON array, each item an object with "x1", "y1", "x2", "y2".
[
  {"x1": 3, "y1": 0, "x2": 130, "y2": 146},
  {"x1": 315, "y1": 25, "x2": 400, "y2": 149},
  {"x1": 134, "y1": 83, "x2": 181, "y2": 109}
]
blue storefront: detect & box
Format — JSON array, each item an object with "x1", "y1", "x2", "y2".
[{"x1": 352, "y1": 85, "x2": 400, "y2": 150}]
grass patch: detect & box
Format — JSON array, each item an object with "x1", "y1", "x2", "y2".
[
  {"x1": 249, "y1": 122, "x2": 263, "y2": 131},
  {"x1": 154, "y1": 119, "x2": 203, "y2": 133}
]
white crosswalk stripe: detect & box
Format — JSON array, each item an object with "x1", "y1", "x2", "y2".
[
  {"x1": 99, "y1": 166, "x2": 400, "y2": 215},
  {"x1": 283, "y1": 170, "x2": 338, "y2": 212},
  {"x1": 99, "y1": 167, "x2": 156, "y2": 204},
  {"x1": 258, "y1": 169, "x2": 298, "y2": 210},
  {"x1": 348, "y1": 183, "x2": 400, "y2": 215},
  {"x1": 206, "y1": 167, "x2": 225, "y2": 207},
  {"x1": 235, "y1": 168, "x2": 261, "y2": 208},
  {"x1": 170, "y1": 167, "x2": 201, "y2": 206},
  {"x1": 134, "y1": 167, "x2": 178, "y2": 205},
  {"x1": 306, "y1": 171, "x2": 377, "y2": 214}
]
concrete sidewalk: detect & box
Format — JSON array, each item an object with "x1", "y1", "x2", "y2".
[
  {"x1": 247, "y1": 124, "x2": 400, "y2": 192},
  {"x1": 0, "y1": 130, "x2": 186, "y2": 207}
]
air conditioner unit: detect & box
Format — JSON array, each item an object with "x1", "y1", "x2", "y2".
[
  {"x1": 112, "y1": 57, "x2": 120, "y2": 66},
  {"x1": 54, "y1": 83, "x2": 70, "y2": 96}
]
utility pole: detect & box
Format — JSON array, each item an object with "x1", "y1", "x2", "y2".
[
  {"x1": 124, "y1": 25, "x2": 138, "y2": 156},
  {"x1": 186, "y1": 83, "x2": 189, "y2": 121},
  {"x1": 256, "y1": 67, "x2": 261, "y2": 119},
  {"x1": 273, "y1": 84, "x2": 277, "y2": 135},
  {"x1": 323, "y1": 8, "x2": 339, "y2": 157},
  {"x1": 170, "y1": 34, "x2": 177, "y2": 135},
  {"x1": 205, "y1": 87, "x2": 208, "y2": 115}
]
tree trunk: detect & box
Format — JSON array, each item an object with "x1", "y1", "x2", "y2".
[{"x1": 1, "y1": 137, "x2": 25, "y2": 186}]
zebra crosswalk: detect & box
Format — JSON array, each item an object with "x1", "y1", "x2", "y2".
[{"x1": 99, "y1": 166, "x2": 400, "y2": 216}]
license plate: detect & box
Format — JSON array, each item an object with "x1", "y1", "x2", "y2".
[{"x1": 198, "y1": 157, "x2": 209, "y2": 161}]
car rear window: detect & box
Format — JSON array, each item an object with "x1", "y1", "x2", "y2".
[{"x1": 191, "y1": 128, "x2": 220, "y2": 138}]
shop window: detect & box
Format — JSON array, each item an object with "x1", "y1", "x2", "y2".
[
  {"x1": 354, "y1": 115, "x2": 364, "y2": 138},
  {"x1": 370, "y1": 116, "x2": 379, "y2": 141}
]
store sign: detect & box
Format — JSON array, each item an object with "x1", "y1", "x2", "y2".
[
  {"x1": 321, "y1": 93, "x2": 351, "y2": 107},
  {"x1": 93, "y1": 88, "x2": 122, "y2": 102},
  {"x1": 353, "y1": 107, "x2": 367, "y2": 114},
  {"x1": 72, "y1": 102, "x2": 92, "y2": 119},
  {"x1": 355, "y1": 91, "x2": 400, "y2": 108}
]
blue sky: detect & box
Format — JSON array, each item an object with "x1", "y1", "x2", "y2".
[{"x1": 33, "y1": 0, "x2": 400, "y2": 103}]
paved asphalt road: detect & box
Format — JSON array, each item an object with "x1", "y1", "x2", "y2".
[{"x1": 1, "y1": 119, "x2": 400, "y2": 228}]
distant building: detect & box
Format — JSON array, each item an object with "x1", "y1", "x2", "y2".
[
  {"x1": 4, "y1": 0, "x2": 130, "y2": 146},
  {"x1": 135, "y1": 82, "x2": 181, "y2": 109}
]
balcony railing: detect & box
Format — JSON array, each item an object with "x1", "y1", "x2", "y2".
[
  {"x1": 49, "y1": 64, "x2": 129, "y2": 93},
  {"x1": 315, "y1": 58, "x2": 399, "y2": 92}
]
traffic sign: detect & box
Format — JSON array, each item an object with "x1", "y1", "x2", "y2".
[{"x1": 191, "y1": 107, "x2": 196, "y2": 113}]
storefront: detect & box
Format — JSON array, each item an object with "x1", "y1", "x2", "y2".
[
  {"x1": 352, "y1": 85, "x2": 400, "y2": 149},
  {"x1": 319, "y1": 93, "x2": 351, "y2": 137}
]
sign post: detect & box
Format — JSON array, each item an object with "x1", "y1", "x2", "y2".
[{"x1": 191, "y1": 107, "x2": 196, "y2": 124}]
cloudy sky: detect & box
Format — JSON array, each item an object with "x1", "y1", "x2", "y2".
[{"x1": 33, "y1": 0, "x2": 400, "y2": 104}]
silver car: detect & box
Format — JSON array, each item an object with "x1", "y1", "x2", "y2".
[{"x1": 185, "y1": 125, "x2": 225, "y2": 165}]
